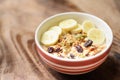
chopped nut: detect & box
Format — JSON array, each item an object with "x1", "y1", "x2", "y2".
[
  {"x1": 58, "y1": 39, "x2": 62, "y2": 42},
  {"x1": 59, "y1": 54, "x2": 64, "y2": 58},
  {"x1": 69, "y1": 42, "x2": 73, "y2": 46}
]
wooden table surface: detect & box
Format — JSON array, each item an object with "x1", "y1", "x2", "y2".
[{"x1": 0, "y1": 0, "x2": 120, "y2": 80}]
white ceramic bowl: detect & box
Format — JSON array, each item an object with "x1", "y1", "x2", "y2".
[{"x1": 35, "y1": 12, "x2": 113, "y2": 75}]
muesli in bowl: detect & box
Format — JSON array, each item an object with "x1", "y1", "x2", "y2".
[
  {"x1": 35, "y1": 12, "x2": 113, "y2": 74},
  {"x1": 41, "y1": 19, "x2": 106, "y2": 59}
]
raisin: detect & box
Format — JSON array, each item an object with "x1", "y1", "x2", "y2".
[
  {"x1": 84, "y1": 40, "x2": 93, "y2": 47},
  {"x1": 70, "y1": 54, "x2": 75, "y2": 59},
  {"x1": 47, "y1": 47, "x2": 54, "y2": 53},
  {"x1": 55, "y1": 48, "x2": 62, "y2": 52},
  {"x1": 75, "y1": 45, "x2": 83, "y2": 53}
]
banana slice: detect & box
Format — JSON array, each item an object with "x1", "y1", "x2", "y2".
[
  {"x1": 49, "y1": 26, "x2": 62, "y2": 35},
  {"x1": 41, "y1": 30, "x2": 59, "y2": 46},
  {"x1": 82, "y1": 20, "x2": 95, "y2": 33},
  {"x1": 59, "y1": 19, "x2": 77, "y2": 31},
  {"x1": 87, "y1": 28, "x2": 105, "y2": 45},
  {"x1": 71, "y1": 24, "x2": 82, "y2": 33}
]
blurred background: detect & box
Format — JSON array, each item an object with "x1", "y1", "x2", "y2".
[
  {"x1": 0, "y1": 0, "x2": 120, "y2": 80},
  {"x1": 0, "y1": 0, "x2": 120, "y2": 32}
]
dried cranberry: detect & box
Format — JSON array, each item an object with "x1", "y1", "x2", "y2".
[
  {"x1": 90, "y1": 47, "x2": 95, "y2": 51},
  {"x1": 75, "y1": 45, "x2": 83, "y2": 53},
  {"x1": 85, "y1": 53, "x2": 89, "y2": 56},
  {"x1": 84, "y1": 40, "x2": 93, "y2": 47},
  {"x1": 47, "y1": 47, "x2": 54, "y2": 53}
]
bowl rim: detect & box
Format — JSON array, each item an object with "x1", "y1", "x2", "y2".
[{"x1": 35, "y1": 12, "x2": 113, "y2": 62}]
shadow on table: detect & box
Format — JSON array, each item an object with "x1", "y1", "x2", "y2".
[{"x1": 49, "y1": 53, "x2": 120, "y2": 80}]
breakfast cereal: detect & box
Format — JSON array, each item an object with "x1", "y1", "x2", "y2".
[{"x1": 40, "y1": 19, "x2": 106, "y2": 59}]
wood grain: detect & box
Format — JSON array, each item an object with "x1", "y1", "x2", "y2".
[{"x1": 0, "y1": 0, "x2": 120, "y2": 80}]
